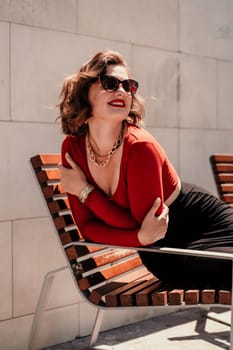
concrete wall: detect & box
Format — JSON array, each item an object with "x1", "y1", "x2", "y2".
[{"x1": 0, "y1": 0, "x2": 233, "y2": 349}]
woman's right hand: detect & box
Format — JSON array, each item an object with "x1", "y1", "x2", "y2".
[
  {"x1": 59, "y1": 153, "x2": 88, "y2": 196},
  {"x1": 138, "y1": 198, "x2": 169, "y2": 246}
]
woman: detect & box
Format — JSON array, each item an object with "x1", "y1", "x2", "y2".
[{"x1": 59, "y1": 50, "x2": 233, "y2": 290}]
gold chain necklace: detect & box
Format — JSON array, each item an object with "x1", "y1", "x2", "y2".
[{"x1": 87, "y1": 123, "x2": 125, "y2": 168}]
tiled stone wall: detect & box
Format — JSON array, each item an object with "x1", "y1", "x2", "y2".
[{"x1": 0, "y1": 1, "x2": 233, "y2": 349}]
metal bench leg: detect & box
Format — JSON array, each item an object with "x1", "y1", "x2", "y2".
[
  {"x1": 230, "y1": 313, "x2": 233, "y2": 350},
  {"x1": 89, "y1": 308, "x2": 105, "y2": 347},
  {"x1": 28, "y1": 266, "x2": 69, "y2": 350}
]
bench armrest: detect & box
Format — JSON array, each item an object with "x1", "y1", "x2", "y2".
[{"x1": 67, "y1": 240, "x2": 233, "y2": 261}]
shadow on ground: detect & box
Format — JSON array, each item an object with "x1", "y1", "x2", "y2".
[{"x1": 44, "y1": 307, "x2": 230, "y2": 350}]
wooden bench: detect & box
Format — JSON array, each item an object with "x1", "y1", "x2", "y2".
[
  {"x1": 28, "y1": 154, "x2": 233, "y2": 350},
  {"x1": 210, "y1": 153, "x2": 233, "y2": 208}
]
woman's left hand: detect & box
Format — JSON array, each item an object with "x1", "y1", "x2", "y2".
[
  {"x1": 138, "y1": 198, "x2": 169, "y2": 245},
  {"x1": 59, "y1": 152, "x2": 88, "y2": 196}
]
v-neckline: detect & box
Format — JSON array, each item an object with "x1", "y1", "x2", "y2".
[{"x1": 83, "y1": 131, "x2": 128, "y2": 199}]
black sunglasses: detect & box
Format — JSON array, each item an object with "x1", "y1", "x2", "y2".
[{"x1": 99, "y1": 75, "x2": 139, "y2": 95}]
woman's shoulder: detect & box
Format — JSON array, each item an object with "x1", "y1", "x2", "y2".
[
  {"x1": 61, "y1": 134, "x2": 85, "y2": 156},
  {"x1": 125, "y1": 123, "x2": 167, "y2": 162},
  {"x1": 62, "y1": 134, "x2": 83, "y2": 146},
  {"x1": 127, "y1": 124, "x2": 153, "y2": 140},
  {"x1": 126, "y1": 124, "x2": 163, "y2": 149}
]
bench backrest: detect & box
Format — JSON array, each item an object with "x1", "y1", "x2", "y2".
[
  {"x1": 30, "y1": 154, "x2": 151, "y2": 306},
  {"x1": 210, "y1": 154, "x2": 233, "y2": 207},
  {"x1": 31, "y1": 154, "x2": 232, "y2": 307}
]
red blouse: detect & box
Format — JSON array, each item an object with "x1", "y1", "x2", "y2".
[{"x1": 61, "y1": 124, "x2": 179, "y2": 246}]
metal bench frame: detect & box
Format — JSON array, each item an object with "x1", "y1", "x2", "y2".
[{"x1": 28, "y1": 154, "x2": 233, "y2": 350}]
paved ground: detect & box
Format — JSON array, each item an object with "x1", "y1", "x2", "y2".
[{"x1": 44, "y1": 307, "x2": 231, "y2": 350}]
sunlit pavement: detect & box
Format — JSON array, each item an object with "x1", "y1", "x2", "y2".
[{"x1": 45, "y1": 307, "x2": 231, "y2": 350}]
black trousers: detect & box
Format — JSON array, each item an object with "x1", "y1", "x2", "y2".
[{"x1": 139, "y1": 182, "x2": 233, "y2": 290}]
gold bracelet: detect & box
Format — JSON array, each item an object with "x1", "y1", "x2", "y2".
[{"x1": 78, "y1": 184, "x2": 94, "y2": 204}]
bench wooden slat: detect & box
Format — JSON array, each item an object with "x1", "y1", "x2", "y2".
[
  {"x1": 219, "y1": 184, "x2": 233, "y2": 193},
  {"x1": 42, "y1": 184, "x2": 66, "y2": 199},
  {"x1": 105, "y1": 281, "x2": 144, "y2": 307},
  {"x1": 214, "y1": 164, "x2": 233, "y2": 173},
  {"x1": 31, "y1": 154, "x2": 61, "y2": 168},
  {"x1": 222, "y1": 195, "x2": 233, "y2": 203},
  {"x1": 36, "y1": 169, "x2": 61, "y2": 184},
  {"x1": 151, "y1": 288, "x2": 168, "y2": 306},
  {"x1": 54, "y1": 215, "x2": 75, "y2": 230},
  {"x1": 217, "y1": 174, "x2": 233, "y2": 183},
  {"x1": 211, "y1": 154, "x2": 233, "y2": 163},
  {"x1": 89, "y1": 282, "x2": 126, "y2": 305},
  {"x1": 136, "y1": 278, "x2": 163, "y2": 306},
  {"x1": 77, "y1": 256, "x2": 142, "y2": 291},
  {"x1": 210, "y1": 153, "x2": 233, "y2": 206},
  {"x1": 65, "y1": 246, "x2": 81, "y2": 261},
  {"x1": 201, "y1": 289, "x2": 216, "y2": 304},
  {"x1": 65, "y1": 245, "x2": 112, "y2": 262},
  {"x1": 60, "y1": 231, "x2": 79, "y2": 245},
  {"x1": 48, "y1": 199, "x2": 70, "y2": 214},
  {"x1": 100, "y1": 256, "x2": 142, "y2": 280},
  {"x1": 218, "y1": 290, "x2": 231, "y2": 305},
  {"x1": 120, "y1": 278, "x2": 158, "y2": 306},
  {"x1": 81, "y1": 249, "x2": 138, "y2": 273},
  {"x1": 184, "y1": 290, "x2": 200, "y2": 305},
  {"x1": 116, "y1": 268, "x2": 153, "y2": 284},
  {"x1": 168, "y1": 289, "x2": 184, "y2": 305}
]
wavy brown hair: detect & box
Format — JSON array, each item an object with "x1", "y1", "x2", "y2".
[{"x1": 58, "y1": 50, "x2": 144, "y2": 135}]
